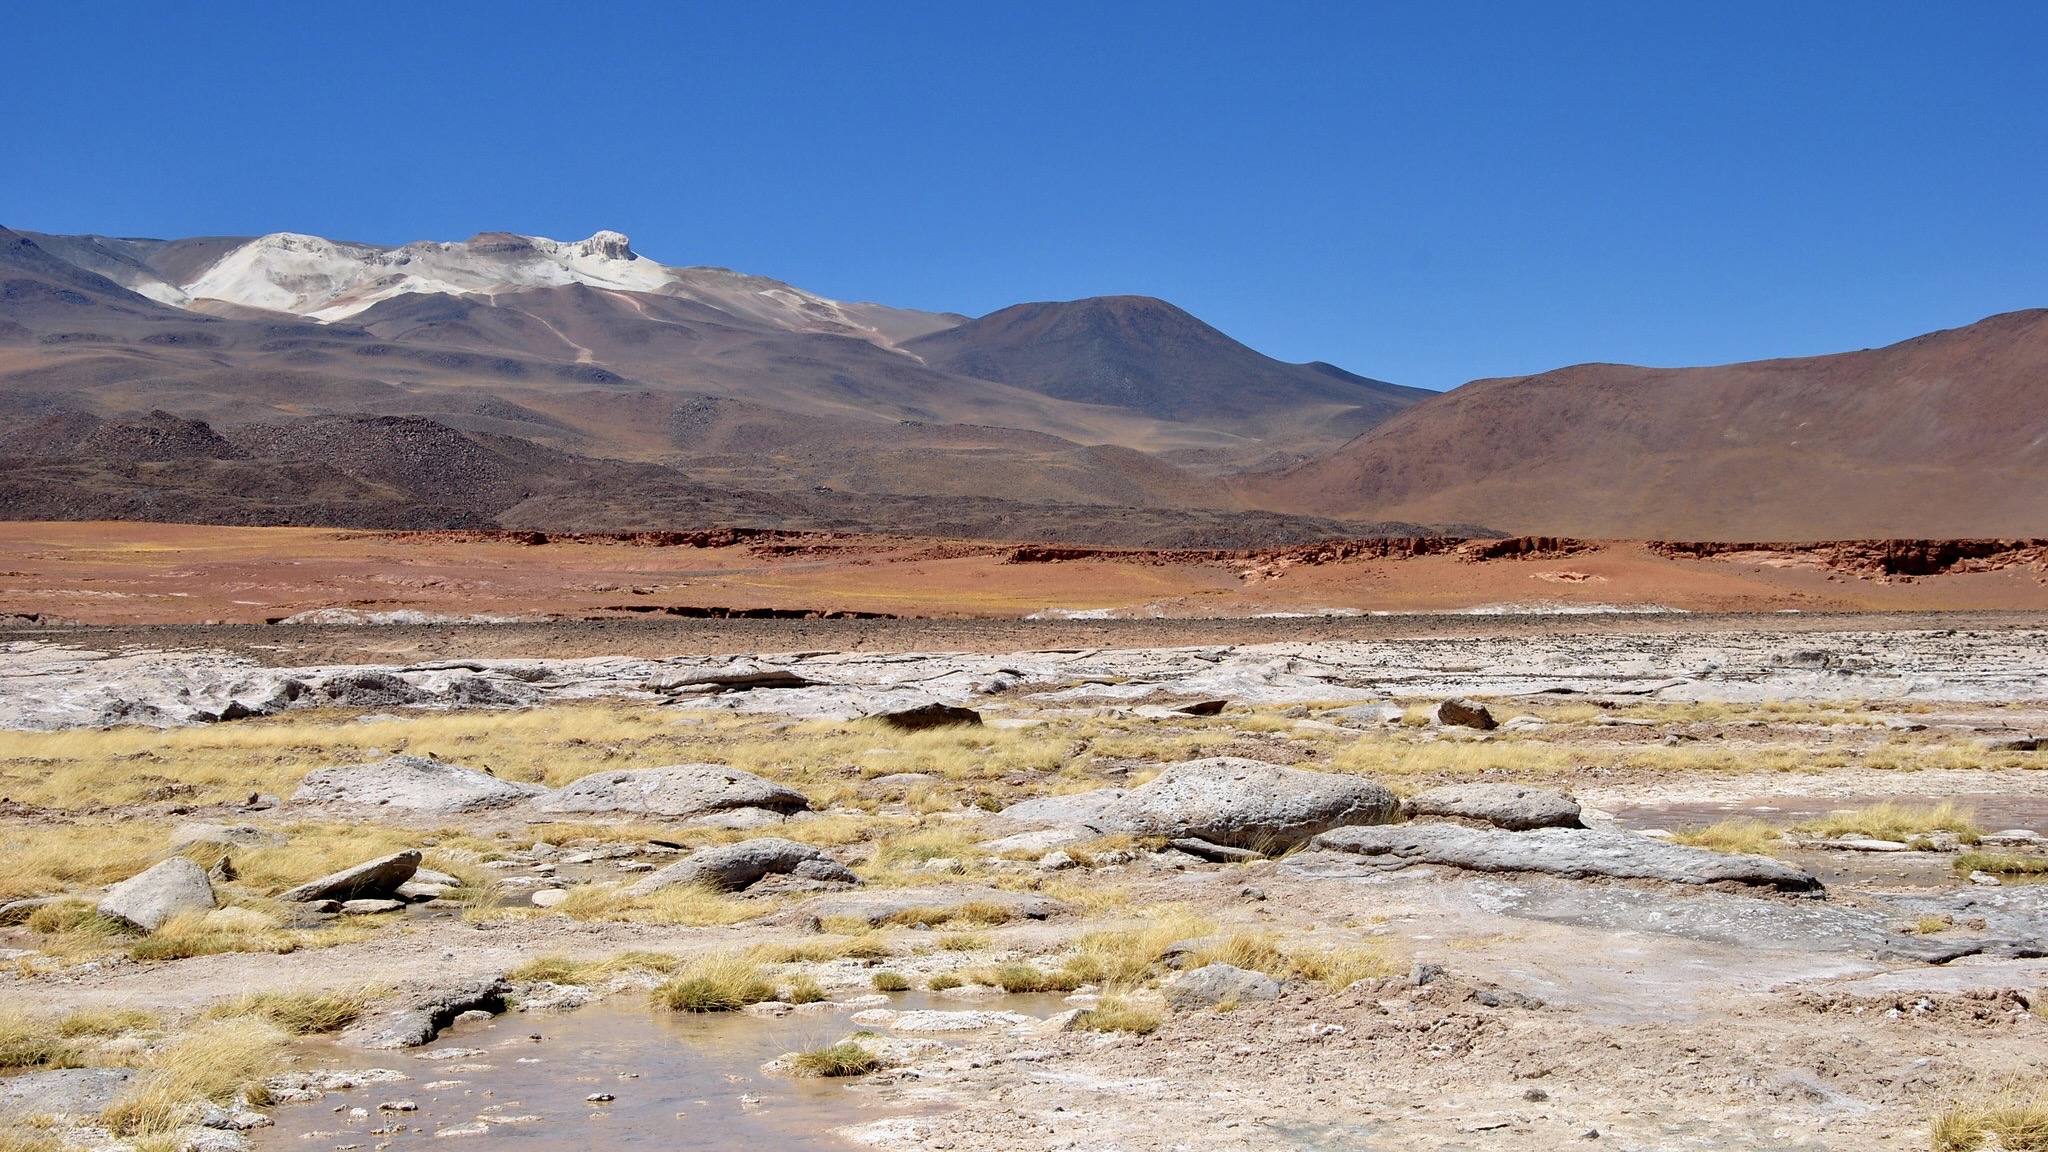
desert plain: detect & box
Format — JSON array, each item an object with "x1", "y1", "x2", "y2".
[{"x1": 0, "y1": 523, "x2": 2045, "y2": 1152}]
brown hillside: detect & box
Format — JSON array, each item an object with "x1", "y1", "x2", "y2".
[{"x1": 1253, "y1": 309, "x2": 2048, "y2": 538}]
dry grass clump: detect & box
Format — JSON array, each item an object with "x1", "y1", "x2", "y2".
[
  {"x1": 102, "y1": 1019, "x2": 284, "y2": 1137},
  {"x1": 1284, "y1": 943, "x2": 1401, "y2": 989},
  {"x1": 962, "y1": 961, "x2": 1085, "y2": 994},
  {"x1": 1956, "y1": 852, "x2": 2048, "y2": 876},
  {"x1": 54, "y1": 1006, "x2": 161, "y2": 1039},
  {"x1": 1670, "y1": 818, "x2": 1782, "y2": 856},
  {"x1": 1071, "y1": 992, "x2": 1162, "y2": 1034},
  {"x1": 0, "y1": 1130, "x2": 64, "y2": 1152},
  {"x1": 1073, "y1": 908, "x2": 1216, "y2": 984},
  {"x1": 554, "y1": 883, "x2": 760, "y2": 926},
  {"x1": 880, "y1": 901, "x2": 1014, "y2": 929},
  {"x1": 1932, "y1": 1083, "x2": 2048, "y2": 1151},
  {"x1": 0, "y1": 823, "x2": 171, "y2": 901},
  {"x1": 871, "y1": 971, "x2": 912, "y2": 992},
  {"x1": 784, "y1": 975, "x2": 827, "y2": 1004},
  {"x1": 1797, "y1": 801, "x2": 1982, "y2": 844},
  {"x1": 127, "y1": 906, "x2": 301, "y2": 963},
  {"x1": 790, "y1": 1038, "x2": 881, "y2": 1077},
  {"x1": 650, "y1": 952, "x2": 776, "y2": 1012},
  {"x1": 202, "y1": 990, "x2": 368, "y2": 1035},
  {"x1": 928, "y1": 973, "x2": 963, "y2": 991},
  {"x1": 509, "y1": 952, "x2": 683, "y2": 987},
  {"x1": 0, "y1": 1009, "x2": 82, "y2": 1071},
  {"x1": 938, "y1": 932, "x2": 988, "y2": 952}
]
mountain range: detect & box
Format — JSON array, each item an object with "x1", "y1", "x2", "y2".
[{"x1": 1, "y1": 223, "x2": 2041, "y2": 541}]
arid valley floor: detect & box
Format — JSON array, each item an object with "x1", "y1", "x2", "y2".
[{"x1": 2, "y1": 527, "x2": 2047, "y2": 1152}]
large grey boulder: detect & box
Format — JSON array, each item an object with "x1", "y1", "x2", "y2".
[
  {"x1": 98, "y1": 857, "x2": 215, "y2": 932},
  {"x1": 1093, "y1": 758, "x2": 1398, "y2": 851},
  {"x1": 1311, "y1": 824, "x2": 1821, "y2": 891},
  {"x1": 626, "y1": 837, "x2": 857, "y2": 894},
  {"x1": 293, "y1": 755, "x2": 546, "y2": 814},
  {"x1": 1164, "y1": 963, "x2": 1281, "y2": 1010},
  {"x1": 1404, "y1": 784, "x2": 1583, "y2": 830},
  {"x1": 0, "y1": 1067, "x2": 137, "y2": 1120},
  {"x1": 532, "y1": 764, "x2": 808, "y2": 819},
  {"x1": 278, "y1": 850, "x2": 422, "y2": 903}
]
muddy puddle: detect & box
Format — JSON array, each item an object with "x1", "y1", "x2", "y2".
[{"x1": 256, "y1": 991, "x2": 1061, "y2": 1150}]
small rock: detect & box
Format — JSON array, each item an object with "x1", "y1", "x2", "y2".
[
  {"x1": 1971, "y1": 871, "x2": 2004, "y2": 886},
  {"x1": 1168, "y1": 837, "x2": 1265, "y2": 863},
  {"x1": 1163, "y1": 963, "x2": 1281, "y2": 1010},
  {"x1": 1038, "y1": 850, "x2": 1078, "y2": 871},
  {"x1": 340, "y1": 899, "x2": 406, "y2": 915},
  {"x1": 378, "y1": 1100, "x2": 418, "y2": 1112},
  {"x1": 585, "y1": 1093, "x2": 614, "y2": 1103},
  {"x1": 1434, "y1": 698, "x2": 1498, "y2": 730},
  {"x1": 531, "y1": 889, "x2": 569, "y2": 908},
  {"x1": 1173, "y1": 700, "x2": 1228, "y2": 716},
  {"x1": 293, "y1": 755, "x2": 545, "y2": 814}
]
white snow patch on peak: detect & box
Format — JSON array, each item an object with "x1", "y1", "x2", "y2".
[{"x1": 172, "y1": 228, "x2": 898, "y2": 339}]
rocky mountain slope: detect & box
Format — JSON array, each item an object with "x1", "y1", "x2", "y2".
[
  {"x1": 1252, "y1": 309, "x2": 2048, "y2": 538},
  {"x1": 0, "y1": 225, "x2": 1439, "y2": 536}
]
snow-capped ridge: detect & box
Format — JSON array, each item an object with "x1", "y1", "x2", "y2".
[{"x1": 166, "y1": 228, "x2": 947, "y2": 346}]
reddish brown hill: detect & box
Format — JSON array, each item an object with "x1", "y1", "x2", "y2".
[{"x1": 1254, "y1": 309, "x2": 2048, "y2": 538}]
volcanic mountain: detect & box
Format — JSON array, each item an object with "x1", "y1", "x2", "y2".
[
  {"x1": 0, "y1": 224, "x2": 1454, "y2": 542},
  {"x1": 1252, "y1": 309, "x2": 2048, "y2": 538}
]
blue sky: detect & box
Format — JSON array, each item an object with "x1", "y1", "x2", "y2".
[{"x1": 3, "y1": 1, "x2": 2044, "y2": 390}]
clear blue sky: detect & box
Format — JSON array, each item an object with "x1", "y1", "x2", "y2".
[{"x1": 4, "y1": 1, "x2": 2044, "y2": 390}]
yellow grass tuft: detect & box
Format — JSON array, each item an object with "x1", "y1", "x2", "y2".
[
  {"x1": 202, "y1": 990, "x2": 369, "y2": 1035},
  {"x1": 1932, "y1": 1083, "x2": 2048, "y2": 1151},
  {"x1": 554, "y1": 883, "x2": 761, "y2": 926},
  {"x1": 102, "y1": 1019, "x2": 286, "y2": 1136},
  {"x1": 1796, "y1": 801, "x2": 1981, "y2": 844},
  {"x1": 1670, "y1": 818, "x2": 1782, "y2": 856},
  {"x1": 1072, "y1": 991, "x2": 1162, "y2": 1034},
  {"x1": 650, "y1": 951, "x2": 776, "y2": 1012}
]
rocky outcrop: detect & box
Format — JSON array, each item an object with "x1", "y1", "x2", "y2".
[
  {"x1": 1403, "y1": 784, "x2": 1583, "y2": 830},
  {"x1": 626, "y1": 838, "x2": 857, "y2": 894},
  {"x1": 532, "y1": 764, "x2": 807, "y2": 819},
  {"x1": 339, "y1": 976, "x2": 509, "y2": 1049},
  {"x1": 292, "y1": 755, "x2": 546, "y2": 814},
  {"x1": 277, "y1": 850, "x2": 422, "y2": 903},
  {"x1": 1092, "y1": 758, "x2": 1398, "y2": 850},
  {"x1": 875, "y1": 703, "x2": 982, "y2": 730},
  {"x1": 1311, "y1": 824, "x2": 1821, "y2": 891},
  {"x1": 97, "y1": 857, "x2": 215, "y2": 932}
]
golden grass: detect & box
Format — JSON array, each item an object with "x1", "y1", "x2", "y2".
[
  {"x1": 790, "y1": 1038, "x2": 881, "y2": 1077},
  {"x1": 650, "y1": 952, "x2": 776, "y2": 1012},
  {"x1": 201, "y1": 990, "x2": 369, "y2": 1035},
  {"x1": 1932, "y1": 1084, "x2": 2048, "y2": 1151},
  {"x1": 554, "y1": 883, "x2": 761, "y2": 926},
  {"x1": 1796, "y1": 801, "x2": 1982, "y2": 843},
  {"x1": 0, "y1": 1131, "x2": 63, "y2": 1152},
  {"x1": 0, "y1": 823, "x2": 171, "y2": 901},
  {"x1": 1956, "y1": 852, "x2": 2048, "y2": 876},
  {"x1": 1072, "y1": 991, "x2": 1162, "y2": 1034},
  {"x1": 0, "y1": 1008, "x2": 83, "y2": 1071},
  {"x1": 961, "y1": 961, "x2": 1084, "y2": 994},
  {"x1": 784, "y1": 975, "x2": 827, "y2": 1004},
  {"x1": 103, "y1": 1019, "x2": 285, "y2": 1136},
  {"x1": 1670, "y1": 818, "x2": 1782, "y2": 856},
  {"x1": 879, "y1": 901, "x2": 1014, "y2": 929},
  {"x1": 510, "y1": 951, "x2": 684, "y2": 986},
  {"x1": 1072, "y1": 907, "x2": 1216, "y2": 984},
  {"x1": 938, "y1": 932, "x2": 988, "y2": 951},
  {"x1": 871, "y1": 971, "x2": 911, "y2": 992},
  {"x1": 1285, "y1": 942, "x2": 1401, "y2": 989}
]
